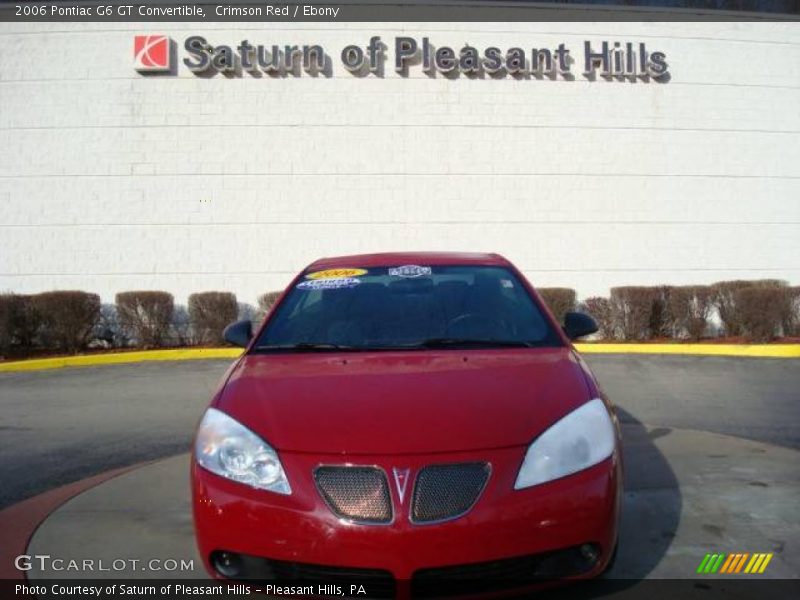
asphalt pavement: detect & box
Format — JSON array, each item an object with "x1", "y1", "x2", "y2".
[
  {"x1": 587, "y1": 354, "x2": 800, "y2": 448},
  {"x1": 0, "y1": 354, "x2": 798, "y2": 510},
  {"x1": 0, "y1": 361, "x2": 224, "y2": 509}
]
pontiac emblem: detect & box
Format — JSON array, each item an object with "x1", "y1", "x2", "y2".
[{"x1": 392, "y1": 467, "x2": 411, "y2": 503}]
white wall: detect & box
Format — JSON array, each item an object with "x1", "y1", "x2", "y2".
[{"x1": 1, "y1": 21, "x2": 799, "y2": 305}]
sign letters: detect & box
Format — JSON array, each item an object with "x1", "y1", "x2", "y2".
[{"x1": 136, "y1": 35, "x2": 670, "y2": 81}]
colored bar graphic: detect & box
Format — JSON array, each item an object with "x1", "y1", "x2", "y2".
[
  {"x1": 748, "y1": 554, "x2": 769, "y2": 573},
  {"x1": 735, "y1": 553, "x2": 749, "y2": 573},
  {"x1": 758, "y1": 554, "x2": 773, "y2": 573},
  {"x1": 705, "y1": 554, "x2": 719, "y2": 573},
  {"x1": 697, "y1": 554, "x2": 712, "y2": 574},
  {"x1": 719, "y1": 554, "x2": 736, "y2": 573},
  {"x1": 722, "y1": 554, "x2": 741, "y2": 574},
  {"x1": 726, "y1": 553, "x2": 742, "y2": 573},
  {"x1": 744, "y1": 554, "x2": 759, "y2": 573},
  {"x1": 710, "y1": 554, "x2": 726, "y2": 573},
  {"x1": 700, "y1": 552, "x2": 773, "y2": 575}
]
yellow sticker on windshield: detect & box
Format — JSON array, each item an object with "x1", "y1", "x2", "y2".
[{"x1": 306, "y1": 268, "x2": 368, "y2": 280}]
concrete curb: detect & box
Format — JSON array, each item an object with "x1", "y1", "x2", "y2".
[
  {"x1": 0, "y1": 348, "x2": 242, "y2": 373},
  {"x1": 1, "y1": 344, "x2": 798, "y2": 373},
  {"x1": 575, "y1": 343, "x2": 800, "y2": 358},
  {"x1": 0, "y1": 462, "x2": 153, "y2": 580}
]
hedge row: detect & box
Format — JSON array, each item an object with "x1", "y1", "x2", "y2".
[
  {"x1": 574, "y1": 281, "x2": 800, "y2": 342},
  {"x1": 536, "y1": 288, "x2": 577, "y2": 324},
  {"x1": 1, "y1": 281, "x2": 797, "y2": 356},
  {"x1": 0, "y1": 290, "x2": 283, "y2": 356}
]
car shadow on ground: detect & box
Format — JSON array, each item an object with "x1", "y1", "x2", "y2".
[
  {"x1": 609, "y1": 408, "x2": 683, "y2": 580},
  {"x1": 536, "y1": 408, "x2": 683, "y2": 599}
]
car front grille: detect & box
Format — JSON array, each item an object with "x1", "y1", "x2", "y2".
[
  {"x1": 411, "y1": 462, "x2": 491, "y2": 523},
  {"x1": 314, "y1": 466, "x2": 393, "y2": 524},
  {"x1": 315, "y1": 462, "x2": 491, "y2": 525}
]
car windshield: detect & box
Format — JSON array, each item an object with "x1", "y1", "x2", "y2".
[{"x1": 253, "y1": 265, "x2": 562, "y2": 352}]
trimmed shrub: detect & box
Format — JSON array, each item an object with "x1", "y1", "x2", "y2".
[
  {"x1": 35, "y1": 291, "x2": 101, "y2": 353},
  {"x1": 537, "y1": 288, "x2": 577, "y2": 324},
  {"x1": 0, "y1": 293, "x2": 14, "y2": 354},
  {"x1": 648, "y1": 286, "x2": 674, "y2": 339},
  {"x1": 610, "y1": 286, "x2": 659, "y2": 341},
  {"x1": 712, "y1": 280, "x2": 788, "y2": 336},
  {"x1": 580, "y1": 297, "x2": 615, "y2": 340},
  {"x1": 750, "y1": 279, "x2": 788, "y2": 288},
  {"x1": 778, "y1": 286, "x2": 799, "y2": 337},
  {"x1": 735, "y1": 287, "x2": 786, "y2": 342},
  {"x1": 668, "y1": 286, "x2": 714, "y2": 340},
  {"x1": 17, "y1": 295, "x2": 44, "y2": 349},
  {"x1": 257, "y1": 291, "x2": 282, "y2": 320},
  {"x1": 116, "y1": 291, "x2": 175, "y2": 348},
  {"x1": 189, "y1": 292, "x2": 238, "y2": 345},
  {"x1": 786, "y1": 287, "x2": 800, "y2": 336}
]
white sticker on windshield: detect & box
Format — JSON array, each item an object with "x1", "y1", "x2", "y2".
[
  {"x1": 388, "y1": 265, "x2": 432, "y2": 278},
  {"x1": 297, "y1": 278, "x2": 360, "y2": 291},
  {"x1": 501, "y1": 279, "x2": 514, "y2": 288}
]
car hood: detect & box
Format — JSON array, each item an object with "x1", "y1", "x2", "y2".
[{"x1": 216, "y1": 348, "x2": 590, "y2": 455}]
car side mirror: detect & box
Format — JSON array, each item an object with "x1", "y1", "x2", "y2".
[
  {"x1": 223, "y1": 319, "x2": 253, "y2": 348},
  {"x1": 563, "y1": 312, "x2": 598, "y2": 340}
]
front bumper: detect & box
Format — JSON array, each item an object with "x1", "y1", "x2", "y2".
[{"x1": 192, "y1": 446, "x2": 621, "y2": 586}]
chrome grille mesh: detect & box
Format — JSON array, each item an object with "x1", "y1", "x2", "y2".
[
  {"x1": 411, "y1": 463, "x2": 490, "y2": 523},
  {"x1": 314, "y1": 466, "x2": 392, "y2": 524}
]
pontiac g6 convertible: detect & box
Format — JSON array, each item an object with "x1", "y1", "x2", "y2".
[{"x1": 192, "y1": 252, "x2": 622, "y2": 595}]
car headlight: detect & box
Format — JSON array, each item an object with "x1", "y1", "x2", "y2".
[
  {"x1": 195, "y1": 407, "x2": 291, "y2": 494},
  {"x1": 514, "y1": 398, "x2": 615, "y2": 489}
]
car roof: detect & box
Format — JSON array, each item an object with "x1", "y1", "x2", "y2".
[{"x1": 306, "y1": 252, "x2": 511, "y2": 270}]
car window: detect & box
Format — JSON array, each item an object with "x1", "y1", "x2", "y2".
[{"x1": 253, "y1": 265, "x2": 562, "y2": 351}]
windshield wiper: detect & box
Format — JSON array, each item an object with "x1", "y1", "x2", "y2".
[
  {"x1": 253, "y1": 339, "x2": 539, "y2": 352},
  {"x1": 418, "y1": 338, "x2": 536, "y2": 349},
  {"x1": 253, "y1": 342, "x2": 356, "y2": 353}
]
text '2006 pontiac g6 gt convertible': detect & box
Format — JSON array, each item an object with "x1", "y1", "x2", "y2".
[{"x1": 191, "y1": 252, "x2": 622, "y2": 596}]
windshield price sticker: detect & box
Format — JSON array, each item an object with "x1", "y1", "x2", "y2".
[
  {"x1": 388, "y1": 265, "x2": 432, "y2": 278},
  {"x1": 297, "y1": 278, "x2": 361, "y2": 291},
  {"x1": 306, "y1": 268, "x2": 368, "y2": 280}
]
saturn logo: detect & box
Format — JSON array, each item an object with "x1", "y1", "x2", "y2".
[{"x1": 134, "y1": 35, "x2": 172, "y2": 72}]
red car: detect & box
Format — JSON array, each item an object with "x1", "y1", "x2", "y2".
[{"x1": 192, "y1": 252, "x2": 622, "y2": 596}]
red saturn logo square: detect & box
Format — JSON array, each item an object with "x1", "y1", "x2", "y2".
[{"x1": 134, "y1": 35, "x2": 172, "y2": 72}]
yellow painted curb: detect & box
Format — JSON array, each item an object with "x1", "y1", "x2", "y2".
[
  {"x1": 0, "y1": 348, "x2": 243, "y2": 373},
  {"x1": 574, "y1": 343, "x2": 800, "y2": 358},
  {"x1": 1, "y1": 344, "x2": 798, "y2": 373}
]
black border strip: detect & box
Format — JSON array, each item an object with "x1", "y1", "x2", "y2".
[{"x1": 2, "y1": 1, "x2": 799, "y2": 23}]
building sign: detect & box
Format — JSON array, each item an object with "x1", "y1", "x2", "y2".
[
  {"x1": 133, "y1": 35, "x2": 172, "y2": 72},
  {"x1": 135, "y1": 35, "x2": 669, "y2": 81}
]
